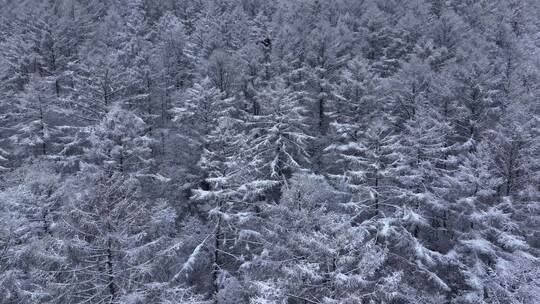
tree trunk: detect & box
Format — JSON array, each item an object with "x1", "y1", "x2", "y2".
[
  {"x1": 318, "y1": 96, "x2": 326, "y2": 135},
  {"x1": 39, "y1": 103, "x2": 47, "y2": 156},
  {"x1": 212, "y1": 214, "x2": 222, "y2": 304},
  {"x1": 106, "y1": 237, "x2": 116, "y2": 300}
]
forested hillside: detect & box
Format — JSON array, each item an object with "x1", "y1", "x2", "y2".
[{"x1": 1, "y1": 0, "x2": 539, "y2": 303}]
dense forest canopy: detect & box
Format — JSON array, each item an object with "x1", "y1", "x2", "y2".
[{"x1": 0, "y1": 0, "x2": 539, "y2": 303}]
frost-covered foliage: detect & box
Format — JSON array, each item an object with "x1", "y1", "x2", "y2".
[{"x1": 1, "y1": 0, "x2": 539, "y2": 303}]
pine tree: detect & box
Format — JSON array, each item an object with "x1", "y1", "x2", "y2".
[
  {"x1": 245, "y1": 173, "x2": 411, "y2": 304},
  {"x1": 66, "y1": 57, "x2": 127, "y2": 122},
  {"x1": 183, "y1": 116, "x2": 263, "y2": 303},
  {"x1": 385, "y1": 57, "x2": 432, "y2": 125},
  {"x1": 450, "y1": 57, "x2": 501, "y2": 151},
  {"x1": 206, "y1": 49, "x2": 240, "y2": 98},
  {"x1": 166, "y1": 69, "x2": 251, "y2": 301},
  {"x1": 382, "y1": 106, "x2": 454, "y2": 255},
  {"x1": 7, "y1": 74, "x2": 63, "y2": 157},
  {"x1": 324, "y1": 57, "x2": 381, "y2": 181},
  {"x1": 65, "y1": 6, "x2": 130, "y2": 122},
  {"x1": 0, "y1": 10, "x2": 42, "y2": 94},
  {"x1": 171, "y1": 77, "x2": 233, "y2": 150},
  {"x1": 240, "y1": 79, "x2": 312, "y2": 201},
  {"x1": 55, "y1": 107, "x2": 198, "y2": 303},
  {"x1": 328, "y1": 117, "x2": 400, "y2": 211},
  {"x1": 0, "y1": 161, "x2": 64, "y2": 304}
]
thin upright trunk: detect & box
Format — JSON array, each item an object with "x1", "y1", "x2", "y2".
[
  {"x1": 42, "y1": 189, "x2": 52, "y2": 235},
  {"x1": 105, "y1": 192, "x2": 116, "y2": 301},
  {"x1": 106, "y1": 237, "x2": 116, "y2": 300},
  {"x1": 212, "y1": 216, "x2": 222, "y2": 304},
  {"x1": 318, "y1": 94, "x2": 326, "y2": 135},
  {"x1": 506, "y1": 160, "x2": 514, "y2": 196},
  {"x1": 55, "y1": 79, "x2": 60, "y2": 97},
  {"x1": 505, "y1": 140, "x2": 521, "y2": 196},
  {"x1": 374, "y1": 172, "x2": 379, "y2": 210},
  {"x1": 39, "y1": 103, "x2": 47, "y2": 156},
  {"x1": 103, "y1": 70, "x2": 110, "y2": 106}
]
